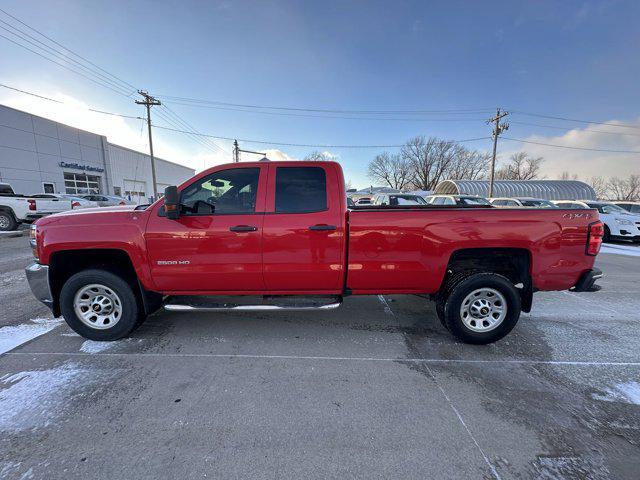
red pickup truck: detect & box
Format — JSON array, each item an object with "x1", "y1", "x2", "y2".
[{"x1": 26, "y1": 161, "x2": 604, "y2": 344}]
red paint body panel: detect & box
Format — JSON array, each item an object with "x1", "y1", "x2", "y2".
[
  {"x1": 347, "y1": 208, "x2": 597, "y2": 293},
  {"x1": 34, "y1": 161, "x2": 598, "y2": 298}
]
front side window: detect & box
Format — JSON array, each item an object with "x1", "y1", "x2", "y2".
[
  {"x1": 275, "y1": 167, "x2": 327, "y2": 213},
  {"x1": 180, "y1": 168, "x2": 259, "y2": 215}
]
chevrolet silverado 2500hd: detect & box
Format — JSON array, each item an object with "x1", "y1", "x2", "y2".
[{"x1": 26, "y1": 161, "x2": 604, "y2": 344}]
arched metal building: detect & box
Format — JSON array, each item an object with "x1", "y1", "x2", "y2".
[{"x1": 434, "y1": 180, "x2": 596, "y2": 200}]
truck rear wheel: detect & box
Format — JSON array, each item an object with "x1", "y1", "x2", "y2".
[
  {"x1": 442, "y1": 272, "x2": 521, "y2": 344},
  {"x1": 0, "y1": 211, "x2": 17, "y2": 231},
  {"x1": 60, "y1": 269, "x2": 142, "y2": 341}
]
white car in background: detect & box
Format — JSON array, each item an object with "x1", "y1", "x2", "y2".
[
  {"x1": 490, "y1": 197, "x2": 558, "y2": 208},
  {"x1": 426, "y1": 194, "x2": 492, "y2": 206},
  {"x1": 57, "y1": 194, "x2": 99, "y2": 209},
  {"x1": 553, "y1": 200, "x2": 640, "y2": 243},
  {"x1": 615, "y1": 201, "x2": 640, "y2": 214},
  {"x1": 81, "y1": 194, "x2": 134, "y2": 207},
  {"x1": 373, "y1": 193, "x2": 428, "y2": 206}
]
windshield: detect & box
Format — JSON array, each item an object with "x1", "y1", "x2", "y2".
[
  {"x1": 586, "y1": 202, "x2": 627, "y2": 214},
  {"x1": 521, "y1": 199, "x2": 557, "y2": 208},
  {"x1": 459, "y1": 197, "x2": 491, "y2": 205},
  {"x1": 390, "y1": 195, "x2": 427, "y2": 205}
]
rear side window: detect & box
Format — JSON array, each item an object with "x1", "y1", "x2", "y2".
[{"x1": 275, "y1": 167, "x2": 327, "y2": 213}]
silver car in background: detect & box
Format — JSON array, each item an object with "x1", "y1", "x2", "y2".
[{"x1": 81, "y1": 194, "x2": 134, "y2": 207}]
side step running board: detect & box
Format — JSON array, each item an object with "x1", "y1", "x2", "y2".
[{"x1": 164, "y1": 295, "x2": 343, "y2": 312}]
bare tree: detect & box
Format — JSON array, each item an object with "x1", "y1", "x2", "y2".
[
  {"x1": 344, "y1": 179, "x2": 353, "y2": 191},
  {"x1": 495, "y1": 152, "x2": 544, "y2": 180},
  {"x1": 304, "y1": 151, "x2": 335, "y2": 161},
  {"x1": 607, "y1": 175, "x2": 640, "y2": 201},
  {"x1": 401, "y1": 136, "x2": 458, "y2": 190},
  {"x1": 367, "y1": 152, "x2": 412, "y2": 190},
  {"x1": 588, "y1": 176, "x2": 608, "y2": 199},
  {"x1": 446, "y1": 146, "x2": 490, "y2": 180},
  {"x1": 559, "y1": 171, "x2": 578, "y2": 180}
]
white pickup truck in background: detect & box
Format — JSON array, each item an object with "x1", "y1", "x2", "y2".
[{"x1": 0, "y1": 182, "x2": 72, "y2": 231}]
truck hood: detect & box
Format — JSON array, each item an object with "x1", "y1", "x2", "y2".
[{"x1": 35, "y1": 205, "x2": 139, "y2": 226}]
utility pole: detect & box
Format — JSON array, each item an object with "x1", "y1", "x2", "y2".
[
  {"x1": 486, "y1": 108, "x2": 509, "y2": 198},
  {"x1": 136, "y1": 91, "x2": 161, "y2": 200},
  {"x1": 233, "y1": 139, "x2": 268, "y2": 162},
  {"x1": 233, "y1": 139, "x2": 239, "y2": 163}
]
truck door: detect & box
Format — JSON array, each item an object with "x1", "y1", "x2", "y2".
[
  {"x1": 262, "y1": 164, "x2": 345, "y2": 292},
  {"x1": 145, "y1": 165, "x2": 267, "y2": 292}
]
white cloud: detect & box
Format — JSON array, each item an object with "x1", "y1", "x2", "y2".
[{"x1": 501, "y1": 118, "x2": 640, "y2": 180}]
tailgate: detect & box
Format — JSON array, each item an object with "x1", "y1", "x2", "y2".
[{"x1": 36, "y1": 197, "x2": 72, "y2": 213}]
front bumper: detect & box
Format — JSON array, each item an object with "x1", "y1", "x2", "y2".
[
  {"x1": 25, "y1": 262, "x2": 54, "y2": 311},
  {"x1": 571, "y1": 268, "x2": 603, "y2": 292}
]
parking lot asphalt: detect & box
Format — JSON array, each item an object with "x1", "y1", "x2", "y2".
[{"x1": 1, "y1": 235, "x2": 639, "y2": 479}]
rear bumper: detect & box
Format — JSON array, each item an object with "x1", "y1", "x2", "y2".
[
  {"x1": 571, "y1": 268, "x2": 603, "y2": 292},
  {"x1": 25, "y1": 262, "x2": 54, "y2": 311}
]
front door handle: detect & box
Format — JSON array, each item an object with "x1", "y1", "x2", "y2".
[
  {"x1": 229, "y1": 225, "x2": 258, "y2": 232},
  {"x1": 308, "y1": 224, "x2": 337, "y2": 231}
]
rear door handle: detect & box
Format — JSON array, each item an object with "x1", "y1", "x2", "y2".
[
  {"x1": 229, "y1": 225, "x2": 258, "y2": 232},
  {"x1": 308, "y1": 224, "x2": 337, "y2": 231}
]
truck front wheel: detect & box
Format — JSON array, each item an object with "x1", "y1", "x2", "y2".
[
  {"x1": 442, "y1": 272, "x2": 521, "y2": 344},
  {"x1": 60, "y1": 269, "x2": 142, "y2": 341}
]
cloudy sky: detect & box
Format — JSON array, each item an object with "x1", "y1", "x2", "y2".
[{"x1": 1, "y1": 0, "x2": 638, "y2": 187}]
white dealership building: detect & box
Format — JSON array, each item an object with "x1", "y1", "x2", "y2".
[{"x1": 0, "y1": 104, "x2": 195, "y2": 203}]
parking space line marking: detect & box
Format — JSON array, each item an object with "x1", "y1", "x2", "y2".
[
  {"x1": 424, "y1": 364, "x2": 502, "y2": 480},
  {"x1": 4, "y1": 351, "x2": 640, "y2": 366},
  {"x1": 377, "y1": 294, "x2": 501, "y2": 479}
]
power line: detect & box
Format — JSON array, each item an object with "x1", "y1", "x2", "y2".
[
  {"x1": 0, "y1": 7, "x2": 136, "y2": 94},
  {"x1": 0, "y1": 20, "x2": 133, "y2": 96},
  {"x1": 151, "y1": 124, "x2": 491, "y2": 148},
  {"x1": 502, "y1": 137, "x2": 640, "y2": 154},
  {"x1": 157, "y1": 101, "x2": 488, "y2": 122},
  {"x1": 0, "y1": 82, "x2": 62, "y2": 103},
  {"x1": 0, "y1": 33, "x2": 132, "y2": 97},
  {"x1": 160, "y1": 104, "x2": 229, "y2": 154},
  {"x1": 510, "y1": 110, "x2": 640, "y2": 131},
  {"x1": 0, "y1": 83, "x2": 142, "y2": 119},
  {"x1": 152, "y1": 94, "x2": 493, "y2": 115},
  {"x1": 510, "y1": 120, "x2": 640, "y2": 138}
]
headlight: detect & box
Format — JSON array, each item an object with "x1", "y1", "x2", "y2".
[
  {"x1": 29, "y1": 224, "x2": 38, "y2": 259},
  {"x1": 615, "y1": 218, "x2": 633, "y2": 225}
]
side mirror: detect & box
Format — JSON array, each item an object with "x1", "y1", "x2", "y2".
[{"x1": 164, "y1": 185, "x2": 180, "y2": 220}]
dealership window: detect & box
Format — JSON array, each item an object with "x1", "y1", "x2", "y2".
[
  {"x1": 43, "y1": 182, "x2": 55, "y2": 194},
  {"x1": 64, "y1": 172, "x2": 101, "y2": 195},
  {"x1": 113, "y1": 186, "x2": 122, "y2": 196}
]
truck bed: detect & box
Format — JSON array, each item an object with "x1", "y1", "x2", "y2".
[{"x1": 346, "y1": 206, "x2": 598, "y2": 294}]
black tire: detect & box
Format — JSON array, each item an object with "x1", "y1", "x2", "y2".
[
  {"x1": 603, "y1": 225, "x2": 611, "y2": 243},
  {"x1": 0, "y1": 211, "x2": 17, "y2": 231},
  {"x1": 443, "y1": 272, "x2": 521, "y2": 345},
  {"x1": 60, "y1": 269, "x2": 141, "y2": 341},
  {"x1": 435, "y1": 270, "x2": 478, "y2": 331}
]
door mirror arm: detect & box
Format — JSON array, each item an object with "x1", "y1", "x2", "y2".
[{"x1": 164, "y1": 185, "x2": 181, "y2": 220}]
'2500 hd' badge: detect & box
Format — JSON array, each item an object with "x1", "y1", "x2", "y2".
[{"x1": 157, "y1": 260, "x2": 190, "y2": 265}]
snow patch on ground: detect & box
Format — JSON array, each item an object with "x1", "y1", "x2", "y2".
[
  {"x1": 599, "y1": 244, "x2": 640, "y2": 257},
  {"x1": 0, "y1": 318, "x2": 62, "y2": 355},
  {"x1": 592, "y1": 381, "x2": 640, "y2": 405},
  {"x1": 80, "y1": 340, "x2": 116, "y2": 354},
  {"x1": 0, "y1": 362, "x2": 115, "y2": 432}
]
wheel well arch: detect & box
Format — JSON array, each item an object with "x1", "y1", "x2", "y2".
[
  {"x1": 48, "y1": 249, "x2": 161, "y2": 317},
  {"x1": 0, "y1": 206, "x2": 17, "y2": 217},
  {"x1": 443, "y1": 247, "x2": 533, "y2": 312}
]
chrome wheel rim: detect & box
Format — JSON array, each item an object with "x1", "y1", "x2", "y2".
[
  {"x1": 74, "y1": 284, "x2": 122, "y2": 329},
  {"x1": 460, "y1": 288, "x2": 507, "y2": 332},
  {"x1": 0, "y1": 215, "x2": 10, "y2": 229}
]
